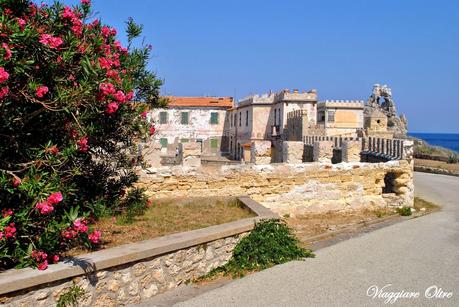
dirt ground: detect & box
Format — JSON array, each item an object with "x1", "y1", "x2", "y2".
[
  {"x1": 285, "y1": 208, "x2": 396, "y2": 243},
  {"x1": 415, "y1": 158, "x2": 459, "y2": 173},
  {"x1": 68, "y1": 197, "x2": 254, "y2": 256},
  {"x1": 285, "y1": 197, "x2": 439, "y2": 245}
]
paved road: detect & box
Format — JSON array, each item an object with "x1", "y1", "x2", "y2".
[{"x1": 177, "y1": 172, "x2": 459, "y2": 307}]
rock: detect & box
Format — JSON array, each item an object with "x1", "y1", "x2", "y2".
[
  {"x1": 420, "y1": 208, "x2": 426, "y2": 212},
  {"x1": 121, "y1": 272, "x2": 132, "y2": 283},
  {"x1": 107, "y1": 280, "x2": 120, "y2": 292},
  {"x1": 93, "y1": 294, "x2": 116, "y2": 307},
  {"x1": 35, "y1": 290, "x2": 49, "y2": 301},
  {"x1": 128, "y1": 281, "x2": 139, "y2": 296},
  {"x1": 152, "y1": 268, "x2": 166, "y2": 284},
  {"x1": 133, "y1": 263, "x2": 147, "y2": 277},
  {"x1": 142, "y1": 284, "x2": 159, "y2": 299}
]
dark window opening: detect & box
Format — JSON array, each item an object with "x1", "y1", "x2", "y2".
[{"x1": 383, "y1": 172, "x2": 396, "y2": 194}]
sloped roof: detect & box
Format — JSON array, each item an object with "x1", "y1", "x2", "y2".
[{"x1": 165, "y1": 96, "x2": 233, "y2": 108}]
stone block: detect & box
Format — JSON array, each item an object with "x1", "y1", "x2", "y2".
[
  {"x1": 140, "y1": 141, "x2": 162, "y2": 168},
  {"x1": 179, "y1": 142, "x2": 201, "y2": 167},
  {"x1": 282, "y1": 141, "x2": 304, "y2": 163},
  {"x1": 402, "y1": 140, "x2": 414, "y2": 163},
  {"x1": 250, "y1": 140, "x2": 271, "y2": 165},
  {"x1": 342, "y1": 140, "x2": 362, "y2": 163},
  {"x1": 313, "y1": 141, "x2": 334, "y2": 163}
]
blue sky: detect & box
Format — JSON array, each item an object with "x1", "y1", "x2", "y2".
[{"x1": 47, "y1": 0, "x2": 459, "y2": 133}]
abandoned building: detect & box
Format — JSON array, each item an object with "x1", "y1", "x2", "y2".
[
  {"x1": 147, "y1": 85, "x2": 407, "y2": 163},
  {"x1": 149, "y1": 96, "x2": 233, "y2": 155}
]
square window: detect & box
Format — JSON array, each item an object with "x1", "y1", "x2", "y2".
[
  {"x1": 159, "y1": 112, "x2": 168, "y2": 124},
  {"x1": 328, "y1": 111, "x2": 335, "y2": 122},
  {"x1": 181, "y1": 112, "x2": 189, "y2": 125},
  {"x1": 210, "y1": 112, "x2": 219, "y2": 124},
  {"x1": 210, "y1": 138, "x2": 219, "y2": 149},
  {"x1": 159, "y1": 138, "x2": 168, "y2": 148}
]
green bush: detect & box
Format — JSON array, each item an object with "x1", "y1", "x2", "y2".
[
  {"x1": 396, "y1": 206, "x2": 412, "y2": 216},
  {"x1": 205, "y1": 219, "x2": 314, "y2": 278},
  {"x1": 447, "y1": 153, "x2": 458, "y2": 164}
]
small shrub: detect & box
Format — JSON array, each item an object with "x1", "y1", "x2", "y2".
[
  {"x1": 396, "y1": 206, "x2": 412, "y2": 216},
  {"x1": 203, "y1": 219, "x2": 314, "y2": 279},
  {"x1": 56, "y1": 284, "x2": 85, "y2": 307},
  {"x1": 447, "y1": 153, "x2": 458, "y2": 164}
]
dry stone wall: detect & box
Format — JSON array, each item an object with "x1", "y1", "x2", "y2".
[
  {"x1": 139, "y1": 160, "x2": 414, "y2": 217},
  {"x1": 0, "y1": 234, "x2": 247, "y2": 307}
]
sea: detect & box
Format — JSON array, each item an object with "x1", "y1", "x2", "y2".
[{"x1": 409, "y1": 133, "x2": 459, "y2": 154}]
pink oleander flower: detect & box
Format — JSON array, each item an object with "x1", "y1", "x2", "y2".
[
  {"x1": 101, "y1": 26, "x2": 111, "y2": 38},
  {"x1": 36, "y1": 85, "x2": 49, "y2": 98},
  {"x1": 98, "y1": 57, "x2": 112, "y2": 70},
  {"x1": 113, "y1": 90, "x2": 126, "y2": 103},
  {"x1": 47, "y1": 192, "x2": 63, "y2": 205},
  {"x1": 32, "y1": 250, "x2": 48, "y2": 261},
  {"x1": 0, "y1": 67, "x2": 9, "y2": 83},
  {"x1": 2, "y1": 43, "x2": 12, "y2": 60},
  {"x1": 12, "y1": 176, "x2": 21, "y2": 187},
  {"x1": 62, "y1": 228, "x2": 77, "y2": 239},
  {"x1": 77, "y1": 136, "x2": 89, "y2": 152},
  {"x1": 0, "y1": 86, "x2": 9, "y2": 99},
  {"x1": 52, "y1": 255, "x2": 59, "y2": 263},
  {"x1": 37, "y1": 260, "x2": 48, "y2": 270},
  {"x1": 36, "y1": 201, "x2": 54, "y2": 214},
  {"x1": 39, "y1": 34, "x2": 63, "y2": 49},
  {"x1": 88, "y1": 230, "x2": 101, "y2": 244},
  {"x1": 141, "y1": 111, "x2": 148, "y2": 119},
  {"x1": 49, "y1": 145, "x2": 59, "y2": 155},
  {"x1": 149, "y1": 126, "x2": 156, "y2": 135},
  {"x1": 17, "y1": 18, "x2": 26, "y2": 30},
  {"x1": 4, "y1": 223, "x2": 16, "y2": 238},
  {"x1": 106, "y1": 102, "x2": 119, "y2": 114},
  {"x1": 0, "y1": 232, "x2": 3, "y2": 240},
  {"x1": 99, "y1": 82, "x2": 116, "y2": 95},
  {"x1": 126, "y1": 91, "x2": 134, "y2": 101},
  {"x1": 73, "y1": 218, "x2": 89, "y2": 233},
  {"x1": 62, "y1": 6, "x2": 75, "y2": 20},
  {"x1": 2, "y1": 209, "x2": 13, "y2": 218},
  {"x1": 81, "y1": 0, "x2": 91, "y2": 5}
]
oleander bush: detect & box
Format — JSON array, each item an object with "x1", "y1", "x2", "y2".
[{"x1": 0, "y1": 0, "x2": 165, "y2": 270}]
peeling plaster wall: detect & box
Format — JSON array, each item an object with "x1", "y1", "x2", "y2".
[{"x1": 150, "y1": 107, "x2": 228, "y2": 155}]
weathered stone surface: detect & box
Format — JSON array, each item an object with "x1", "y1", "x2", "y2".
[
  {"x1": 179, "y1": 142, "x2": 202, "y2": 167},
  {"x1": 282, "y1": 141, "x2": 304, "y2": 163},
  {"x1": 250, "y1": 140, "x2": 271, "y2": 164},
  {"x1": 313, "y1": 141, "x2": 334, "y2": 163},
  {"x1": 342, "y1": 140, "x2": 362, "y2": 163},
  {"x1": 136, "y1": 161, "x2": 413, "y2": 217}
]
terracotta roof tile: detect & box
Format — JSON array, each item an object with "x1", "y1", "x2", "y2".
[{"x1": 165, "y1": 96, "x2": 233, "y2": 108}]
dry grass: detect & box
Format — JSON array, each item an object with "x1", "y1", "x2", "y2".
[
  {"x1": 415, "y1": 158, "x2": 459, "y2": 173},
  {"x1": 286, "y1": 197, "x2": 439, "y2": 243},
  {"x1": 413, "y1": 197, "x2": 440, "y2": 212},
  {"x1": 69, "y1": 197, "x2": 254, "y2": 256},
  {"x1": 285, "y1": 208, "x2": 396, "y2": 240}
]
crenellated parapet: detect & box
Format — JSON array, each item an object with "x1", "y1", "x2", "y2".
[{"x1": 318, "y1": 100, "x2": 365, "y2": 109}]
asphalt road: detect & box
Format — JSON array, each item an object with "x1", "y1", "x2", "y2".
[{"x1": 176, "y1": 172, "x2": 459, "y2": 307}]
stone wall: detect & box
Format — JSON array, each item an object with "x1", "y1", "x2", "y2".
[
  {"x1": 0, "y1": 234, "x2": 247, "y2": 307},
  {"x1": 137, "y1": 160, "x2": 414, "y2": 217},
  {"x1": 250, "y1": 140, "x2": 271, "y2": 165},
  {"x1": 282, "y1": 141, "x2": 304, "y2": 163}
]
